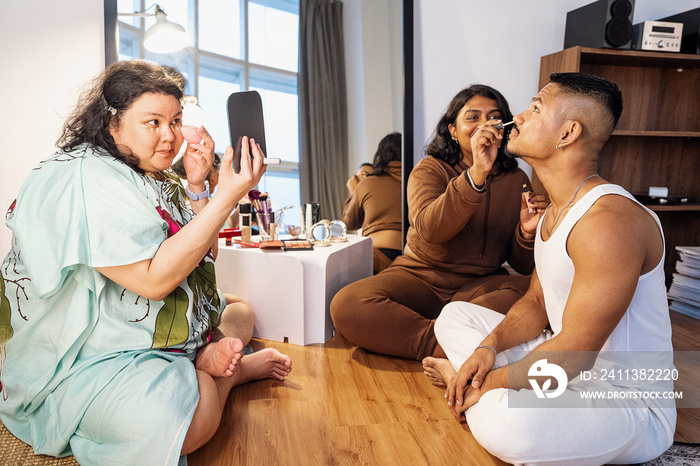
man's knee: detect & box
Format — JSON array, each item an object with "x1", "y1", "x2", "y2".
[
  {"x1": 434, "y1": 301, "x2": 481, "y2": 342},
  {"x1": 467, "y1": 390, "x2": 542, "y2": 463}
]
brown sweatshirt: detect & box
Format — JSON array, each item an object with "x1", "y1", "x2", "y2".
[
  {"x1": 405, "y1": 156, "x2": 534, "y2": 276},
  {"x1": 342, "y1": 161, "x2": 403, "y2": 250}
]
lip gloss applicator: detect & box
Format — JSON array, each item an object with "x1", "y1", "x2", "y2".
[{"x1": 522, "y1": 184, "x2": 535, "y2": 214}]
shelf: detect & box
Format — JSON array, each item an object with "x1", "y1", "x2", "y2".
[
  {"x1": 612, "y1": 130, "x2": 700, "y2": 138},
  {"x1": 577, "y1": 47, "x2": 700, "y2": 69},
  {"x1": 645, "y1": 204, "x2": 700, "y2": 212}
]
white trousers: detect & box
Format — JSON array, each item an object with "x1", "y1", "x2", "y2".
[{"x1": 434, "y1": 302, "x2": 676, "y2": 466}]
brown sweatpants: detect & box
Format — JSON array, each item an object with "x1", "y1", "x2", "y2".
[{"x1": 330, "y1": 254, "x2": 530, "y2": 360}]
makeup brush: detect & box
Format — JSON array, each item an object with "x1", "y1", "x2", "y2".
[{"x1": 493, "y1": 121, "x2": 514, "y2": 130}]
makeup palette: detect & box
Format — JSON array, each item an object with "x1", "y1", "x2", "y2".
[
  {"x1": 260, "y1": 240, "x2": 284, "y2": 250},
  {"x1": 282, "y1": 239, "x2": 314, "y2": 251}
]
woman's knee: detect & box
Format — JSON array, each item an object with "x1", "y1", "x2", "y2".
[
  {"x1": 330, "y1": 278, "x2": 387, "y2": 341},
  {"x1": 218, "y1": 297, "x2": 256, "y2": 343},
  {"x1": 330, "y1": 282, "x2": 360, "y2": 333}
]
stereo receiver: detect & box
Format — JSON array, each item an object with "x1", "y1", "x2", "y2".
[{"x1": 632, "y1": 20, "x2": 684, "y2": 52}]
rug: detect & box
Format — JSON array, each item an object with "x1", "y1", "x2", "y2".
[
  {"x1": 0, "y1": 420, "x2": 78, "y2": 465},
  {"x1": 640, "y1": 443, "x2": 700, "y2": 465}
]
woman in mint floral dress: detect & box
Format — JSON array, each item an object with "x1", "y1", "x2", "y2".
[{"x1": 0, "y1": 60, "x2": 291, "y2": 465}]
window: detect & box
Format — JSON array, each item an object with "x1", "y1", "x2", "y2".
[{"x1": 117, "y1": 0, "x2": 300, "y2": 223}]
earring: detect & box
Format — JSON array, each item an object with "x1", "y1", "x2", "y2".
[
  {"x1": 556, "y1": 142, "x2": 565, "y2": 150},
  {"x1": 452, "y1": 136, "x2": 458, "y2": 143}
]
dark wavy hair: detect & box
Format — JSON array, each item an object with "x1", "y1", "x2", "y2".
[
  {"x1": 57, "y1": 60, "x2": 185, "y2": 173},
  {"x1": 424, "y1": 84, "x2": 517, "y2": 172},
  {"x1": 371, "y1": 132, "x2": 402, "y2": 176}
]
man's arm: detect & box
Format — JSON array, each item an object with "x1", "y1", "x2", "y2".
[
  {"x1": 454, "y1": 195, "x2": 662, "y2": 416},
  {"x1": 446, "y1": 269, "x2": 548, "y2": 416}
]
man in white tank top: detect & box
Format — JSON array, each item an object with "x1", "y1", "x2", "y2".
[{"x1": 422, "y1": 73, "x2": 676, "y2": 465}]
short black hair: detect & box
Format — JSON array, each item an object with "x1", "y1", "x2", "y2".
[{"x1": 549, "y1": 72, "x2": 623, "y2": 128}]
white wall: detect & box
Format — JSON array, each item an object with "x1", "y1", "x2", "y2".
[
  {"x1": 2, "y1": 0, "x2": 696, "y2": 254},
  {"x1": 0, "y1": 1, "x2": 105, "y2": 254},
  {"x1": 413, "y1": 0, "x2": 700, "y2": 172},
  {"x1": 344, "y1": 0, "x2": 404, "y2": 176}
]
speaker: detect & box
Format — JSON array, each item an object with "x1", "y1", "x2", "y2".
[
  {"x1": 659, "y1": 8, "x2": 700, "y2": 54},
  {"x1": 564, "y1": 0, "x2": 635, "y2": 49}
]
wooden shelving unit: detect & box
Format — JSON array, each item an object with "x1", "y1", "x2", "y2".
[{"x1": 534, "y1": 46, "x2": 700, "y2": 274}]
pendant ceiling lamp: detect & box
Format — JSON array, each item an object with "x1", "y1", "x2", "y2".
[{"x1": 119, "y1": 4, "x2": 189, "y2": 54}]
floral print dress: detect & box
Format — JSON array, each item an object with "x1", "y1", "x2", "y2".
[{"x1": 0, "y1": 144, "x2": 225, "y2": 465}]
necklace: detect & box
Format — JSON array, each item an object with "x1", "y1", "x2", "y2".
[{"x1": 544, "y1": 173, "x2": 599, "y2": 236}]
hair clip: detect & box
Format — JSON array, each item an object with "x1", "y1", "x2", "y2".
[{"x1": 102, "y1": 96, "x2": 117, "y2": 116}]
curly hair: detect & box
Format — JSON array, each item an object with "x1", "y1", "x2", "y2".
[
  {"x1": 57, "y1": 60, "x2": 185, "y2": 173},
  {"x1": 424, "y1": 84, "x2": 518, "y2": 172}
]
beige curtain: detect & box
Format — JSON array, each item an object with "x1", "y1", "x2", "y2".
[{"x1": 298, "y1": 0, "x2": 348, "y2": 220}]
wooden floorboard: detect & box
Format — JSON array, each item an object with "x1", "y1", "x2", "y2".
[
  {"x1": 670, "y1": 310, "x2": 700, "y2": 444},
  {"x1": 188, "y1": 311, "x2": 699, "y2": 465},
  {"x1": 187, "y1": 336, "x2": 507, "y2": 466}
]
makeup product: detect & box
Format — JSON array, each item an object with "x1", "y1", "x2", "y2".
[
  {"x1": 234, "y1": 238, "x2": 260, "y2": 248},
  {"x1": 282, "y1": 239, "x2": 314, "y2": 251},
  {"x1": 218, "y1": 228, "x2": 241, "y2": 239},
  {"x1": 303, "y1": 202, "x2": 320, "y2": 238},
  {"x1": 305, "y1": 204, "x2": 313, "y2": 238},
  {"x1": 263, "y1": 158, "x2": 282, "y2": 165},
  {"x1": 329, "y1": 220, "x2": 348, "y2": 243},
  {"x1": 269, "y1": 212, "x2": 277, "y2": 241},
  {"x1": 259, "y1": 240, "x2": 284, "y2": 249},
  {"x1": 256, "y1": 211, "x2": 271, "y2": 240},
  {"x1": 310, "y1": 221, "x2": 332, "y2": 243},
  {"x1": 182, "y1": 96, "x2": 204, "y2": 144},
  {"x1": 239, "y1": 203, "x2": 252, "y2": 243},
  {"x1": 493, "y1": 121, "x2": 514, "y2": 130},
  {"x1": 522, "y1": 184, "x2": 535, "y2": 214}
]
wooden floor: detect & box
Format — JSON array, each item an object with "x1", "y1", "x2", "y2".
[
  {"x1": 188, "y1": 311, "x2": 699, "y2": 466},
  {"x1": 668, "y1": 311, "x2": 700, "y2": 444}
]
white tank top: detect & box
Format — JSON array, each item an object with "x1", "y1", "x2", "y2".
[{"x1": 535, "y1": 184, "x2": 672, "y2": 352}]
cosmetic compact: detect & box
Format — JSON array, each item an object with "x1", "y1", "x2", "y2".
[
  {"x1": 329, "y1": 220, "x2": 347, "y2": 243},
  {"x1": 309, "y1": 221, "x2": 331, "y2": 247}
]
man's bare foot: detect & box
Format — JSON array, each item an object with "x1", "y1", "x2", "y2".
[
  {"x1": 234, "y1": 348, "x2": 292, "y2": 384},
  {"x1": 422, "y1": 356, "x2": 456, "y2": 388},
  {"x1": 195, "y1": 337, "x2": 244, "y2": 377}
]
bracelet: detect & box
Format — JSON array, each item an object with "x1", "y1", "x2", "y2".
[
  {"x1": 475, "y1": 345, "x2": 497, "y2": 355},
  {"x1": 519, "y1": 223, "x2": 535, "y2": 241},
  {"x1": 465, "y1": 168, "x2": 486, "y2": 193},
  {"x1": 186, "y1": 182, "x2": 210, "y2": 201}
]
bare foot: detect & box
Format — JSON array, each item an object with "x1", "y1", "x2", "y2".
[
  {"x1": 422, "y1": 356, "x2": 455, "y2": 388},
  {"x1": 234, "y1": 348, "x2": 292, "y2": 384},
  {"x1": 195, "y1": 337, "x2": 244, "y2": 377}
]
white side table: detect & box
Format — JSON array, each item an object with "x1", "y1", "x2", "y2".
[{"x1": 214, "y1": 234, "x2": 373, "y2": 345}]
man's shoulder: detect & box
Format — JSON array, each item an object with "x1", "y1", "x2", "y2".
[{"x1": 570, "y1": 191, "x2": 662, "y2": 262}]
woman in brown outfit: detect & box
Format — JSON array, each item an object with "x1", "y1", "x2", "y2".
[
  {"x1": 342, "y1": 132, "x2": 403, "y2": 274},
  {"x1": 331, "y1": 85, "x2": 546, "y2": 360}
]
